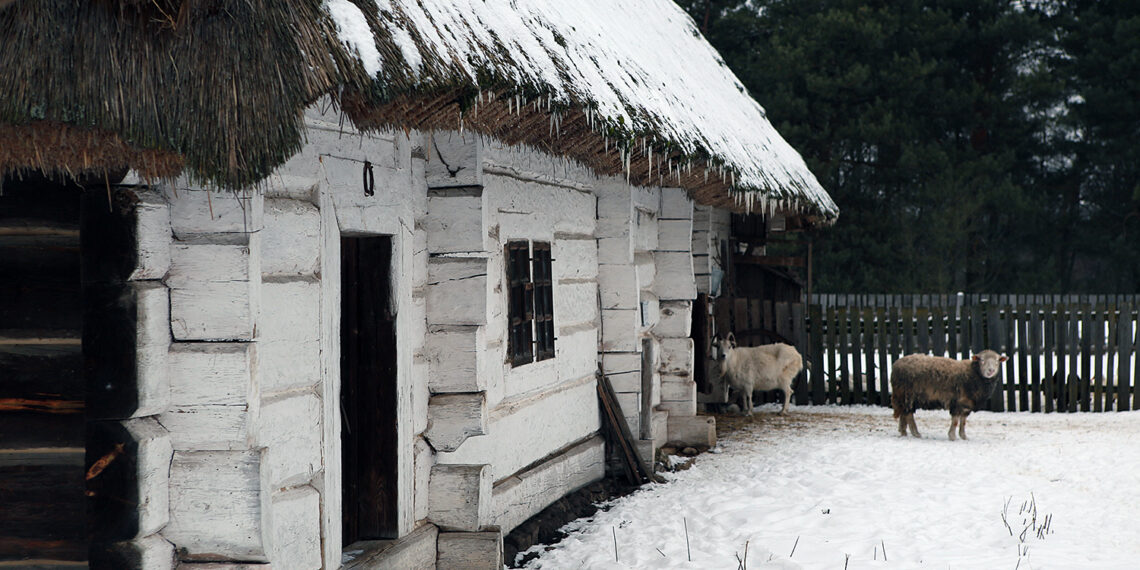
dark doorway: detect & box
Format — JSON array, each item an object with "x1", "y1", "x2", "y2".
[
  {"x1": 0, "y1": 173, "x2": 87, "y2": 563},
  {"x1": 340, "y1": 236, "x2": 399, "y2": 544}
]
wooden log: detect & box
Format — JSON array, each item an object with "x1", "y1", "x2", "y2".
[
  {"x1": 437, "y1": 531, "x2": 503, "y2": 570},
  {"x1": 165, "y1": 450, "x2": 270, "y2": 561},
  {"x1": 427, "y1": 257, "x2": 488, "y2": 326},
  {"x1": 429, "y1": 464, "x2": 492, "y2": 532},
  {"x1": 0, "y1": 463, "x2": 87, "y2": 561},
  {"x1": 426, "y1": 393, "x2": 488, "y2": 453}
]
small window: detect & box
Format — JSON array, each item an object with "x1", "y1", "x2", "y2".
[{"x1": 506, "y1": 240, "x2": 555, "y2": 366}]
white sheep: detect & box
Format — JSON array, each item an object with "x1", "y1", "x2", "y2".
[{"x1": 716, "y1": 333, "x2": 804, "y2": 415}]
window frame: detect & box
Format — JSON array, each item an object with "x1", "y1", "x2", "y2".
[{"x1": 505, "y1": 240, "x2": 555, "y2": 366}]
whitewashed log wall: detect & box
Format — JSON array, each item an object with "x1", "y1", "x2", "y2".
[
  {"x1": 425, "y1": 134, "x2": 604, "y2": 543},
  {"x1": 693, "y1": 204, "x2": 732, "y2": 296}
]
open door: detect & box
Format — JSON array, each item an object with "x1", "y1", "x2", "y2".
[{"x1": 340, "y1": 236, "x2": 399, "y2": 543}]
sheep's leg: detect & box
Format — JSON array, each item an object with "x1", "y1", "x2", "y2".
[
  {"x1": 897, "y1": 414, "x2": 908, "y2": 437},
  {"x1": 779, "y1": 388, "x2": 791, "y2": 414},
  {"x1": 948, "y1": 415, "x2": 959, "y2": 441},
  {"x1": 959, "y1": 413, "x2": 969, "y2": 440},
  {"x1": 907, "y1": 414, "x2": 922, "y2": 438},
  {"x1": 745, "y1": 390, "x2": 754, "y2": 417}
]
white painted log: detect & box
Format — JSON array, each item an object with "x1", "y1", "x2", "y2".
[
  {"x1": 170, "y1": 282, "x2": 258, "y2": 341},
  {"x1": 426, "y1": 131, "x2": 483, "y2": 188},
  {"x1": 264, "y1": 174, "x2": 319, "y2": 202},
  {"x1": 258, "y1": 279, "x2": 320, "y2": 393},
  {"x1": 653, "y1": 251, "x2": 697, "y2": 301},
  {"x1": 594, "y1": 213, "x2": 631, "y2": 240},
  {"x1": 130, "y1": 190, "x2": 172, "y2": 281},
  {"x1": 638, "y1": 295, "x2": 660, "y2": 330},
  {"x1": 164, "y1": 185, "x2": 263, "y2": 237},
  {"x1": 164, "y1": 343, "x2": 256, "y2": 451},
  {"x1": 425, "y1": 187, "x2": 485, "y2": 254},
  {"x1": 692, "y1": 204, "x2": 712, "y2": 224},
  {"x1": 632, "y1": 208, "x2": 659, "y2": 253},
  {"x1": 650, "y1": 408, "x2": 669, "y2": 447},
  {"x1": 667, "y1": 416, "x2": 717, "y2": 447},
  {"x1": 653, "y1": 300, "x2": 692, "y2": 338},
  {"x1": 439, "y1": 376, "x2": 598, "y2": 478},
  {"x1": 168, "y1": 343, "x2": 255, "y2": 406},
  {"x1": 691, "y1": 229, "x2": 712, "y2": 256},
  {"x1": 259, "y1": 393, "x2": 322, "y2": 488},
  {"x1": 554, "y1": 280, "x2": 598, "y2": 328},
  {"x1": 424, "y1": 325, "x2": 484, "y2": 393},
  {"x1": 659, "y1": 187, "x2": 694, "y2": 220},
  {"x1": 606, "y1": 370, "x2": 641, "y2": 393},
  {"x1": 167, "y1": 240, "x2": 255, "y2": 287},
  {"x1": 601, "y1": 352, "x2": 641, "y2": 375},
  {"x1": 426, "y1": 393, "x2": 488, "y2": 453},
  {"x1": 634, "y1": 252, "x2": 656, "y2": 292},
  {"x1": 160, "y1": 406, "x2": 255, "y2": 452},
  {"x1": 657, "y1": 399, "x2": 697, "y2": 416},
  {"x1": 596, "y1": 235, "x2": 633, "y2": 265},
  {"x1": 429, "y1": 464, "x2": 492, "y2": 531},
  {"x1": 168, "y1": 237, "x2": 260, "y2": 341},
  {"x1": 340, "y1": 523, "x2": 438, "y2": 570},
  {"x1": 119, "y1": 417, "x2": 173, "y2": 537},
  {"x1": 270, "y1": 486, "x2": 322, "y2": 570},
  {"x1": 426, "y1": 257, "x2": 487, "y2": 326},
  {"x1": 135, "y1": 281, "x2": 172, "y2": 417},
  {"x1": 166, "y1": 450, "x2": 270, "y2": 561},
  {"x1": 657, "y1": 218, "x2": 693, "y2": 252},
  {"x1": 491, "y1": 436, "x2": 604, "y2": 533},
  {"x1": 600, "y1": 309, "x2": 639, "y2": 352},
  {"x1": 597, "y1": 264, "x2": 639, "y2": 310},
  {"x1": 437, "y1": 531, "x2": 503, "y2": 569},
  {"x1": 262, "y1": 199, "x2": 320, "y2": 277},
  {"x1": 414, "y1": 437, "x2": 433, "y2": 523},
  {"x1": 632, "y1": 184, "x2": 658, "y2": 209},
  {"x1": 658, "y1": 338, "x2": 695, "y2": 376},
  {"x1": 552, "y1": 238, "x2": 598, "y2": 281}
]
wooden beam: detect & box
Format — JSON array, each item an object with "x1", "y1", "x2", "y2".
[{"x1": 732, "y1": 254, "x2": 806, "y2": 268}]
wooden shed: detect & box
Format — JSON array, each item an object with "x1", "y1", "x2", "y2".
[{"x1": 0, "y1": 0, "x2": 836, "y2": 568}]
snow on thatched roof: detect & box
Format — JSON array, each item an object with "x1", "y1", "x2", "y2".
[
  {"x1": 330, "y1": 0, "x2": 836, "y2": 220},
  {"x1": 0, "y1": 0, "x2": 836, "y2": 222}
]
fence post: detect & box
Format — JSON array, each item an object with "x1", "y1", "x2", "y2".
[{"x1": 809, "y1": 304, "x2": 825, "y2": 405}]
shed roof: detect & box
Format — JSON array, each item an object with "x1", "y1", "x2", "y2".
[{"x1": 0, "y1": 0, "x2": 837, "y2": 222}]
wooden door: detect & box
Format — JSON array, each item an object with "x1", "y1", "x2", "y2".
[{"x1": 340, "y1": 236, "x2": 399, "y2": 544}]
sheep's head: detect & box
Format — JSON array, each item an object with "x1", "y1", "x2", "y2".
[
  {"x1": 714, "y1": 333, "x2": 738, "y2": 360},
  {"x1": 972, "y1": 350, "x2": 1008, "y2": 379}
]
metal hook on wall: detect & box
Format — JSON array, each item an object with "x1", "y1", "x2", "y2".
[{"x1": 363, "y1": 160, "x2": 375, "y2": 196}]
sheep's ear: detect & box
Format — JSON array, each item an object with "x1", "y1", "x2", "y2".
[
  {"x1": 726, "y1": 332, "x2": 737, "y2": 347},
  {"x1": 971, "y1": 354, "x2": 980, "y2": 361},
  {"x1": 999, "y1": 355, "x2": 1009, "y2": 362}
]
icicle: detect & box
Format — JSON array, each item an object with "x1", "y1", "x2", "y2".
[
  {"x1": 604, "y1": 136, "x2": 608, "y2": 154},
  {"x1": 704, "y1": 169, "x2": 708, "y2": 184}
]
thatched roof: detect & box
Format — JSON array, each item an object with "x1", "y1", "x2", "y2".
[{"x1": 0, "y1": 0, "x2": 837, "y2": 223}]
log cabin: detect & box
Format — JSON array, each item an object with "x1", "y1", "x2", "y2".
[{"x1": 0, "y1": 0, "x2": 837, "y2": 567}]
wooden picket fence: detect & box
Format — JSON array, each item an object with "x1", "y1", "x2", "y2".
[{"x1": 802, "y1": 300, "x2": 1140, "y2": 413}]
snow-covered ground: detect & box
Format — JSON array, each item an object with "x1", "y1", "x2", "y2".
[{"x1": 519, "y1": 405, "x2": 1140, "y2": 569}]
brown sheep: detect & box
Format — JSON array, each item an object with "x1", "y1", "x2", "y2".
[{"x1": 890, "y1": 350, "x2": 1007, "y2": 440}]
